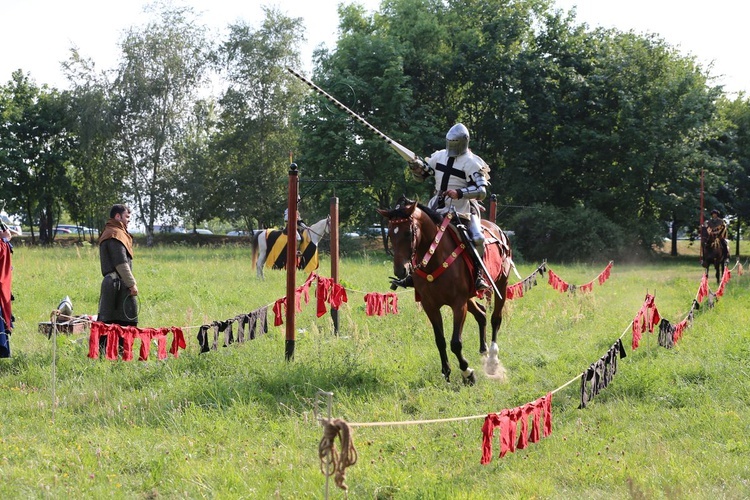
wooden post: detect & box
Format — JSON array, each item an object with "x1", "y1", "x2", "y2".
[
  {"x1": 330, "y1": 196, "x2": 340, "y2": 334},
  {"x1": 489, "y1": 194, "x2": 497, "y2": 223},
  {"x1": 285, "y1": 164, "x2": 299, "y2": 361}
]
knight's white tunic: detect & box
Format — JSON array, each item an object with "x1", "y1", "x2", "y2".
[{"x1": 426, "y1": 149, "x2": 488, "y2": 216}]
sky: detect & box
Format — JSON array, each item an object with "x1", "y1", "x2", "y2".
[{"x1": 0, "y1": 0, "x2": 747, "y2": 96}]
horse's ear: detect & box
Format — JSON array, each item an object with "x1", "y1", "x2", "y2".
[
  {"x1": 401, "y1": 195, "x2": 419, "y2": 210},
  {"x1": 376, "y1": 208, "x2": 389, "y2": 218}
]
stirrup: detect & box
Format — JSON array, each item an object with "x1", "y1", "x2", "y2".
[
  {"x1": 390, "y1": 274, "x2": 414, "y2": 290},
  {"x1": 475, "y1": 276, "x2": 490, "y2": 291}
]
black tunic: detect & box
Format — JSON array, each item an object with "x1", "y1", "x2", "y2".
[{"x1": 97, "y1": 238, "x2": 138, "y2": 326}]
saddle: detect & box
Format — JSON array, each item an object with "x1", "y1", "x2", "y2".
[{"x1": 446, "y1": 214, "x2": 510, "y2": 256}]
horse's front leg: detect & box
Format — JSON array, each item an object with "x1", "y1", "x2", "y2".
[
  {"x1": 483, "y1": 285, "x2": 508, "y2": 381},
  {"x1": 256, "y1": 241, "x2": 267, "y2": 279},
  {"x1": 449, "y1": 303, "x2": 475, "y2": 385},
  {"x1": 256, "y1": 256, "x2": 265, "y2": 279},
  {"x1": 424, "y1": 306, "x2": 451, "y2": 382},
  {"x1": 467, "y1": 299, "x2": 487, "y2": 354}
]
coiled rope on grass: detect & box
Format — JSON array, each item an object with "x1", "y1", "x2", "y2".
[{"x1": 319, "y1": 418, "x2": 358, "y2": 491}]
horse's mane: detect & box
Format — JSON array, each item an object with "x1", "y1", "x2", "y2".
[
  {"x1": 392, "y1": 196, "x2": 443, "y2": 226},
  {"x1": 417, "y1": 203, "x2": 443, "y2": 226}
]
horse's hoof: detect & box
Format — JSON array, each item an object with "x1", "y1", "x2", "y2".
[
  {"x1": 483, "y1": 346, "x2": 507, "y2": 381},
  {"x1": 489, "y1": 342, "x2": 499, "y2": 357},
  {"x1": 462, "y1": 368, "x2": 476, "y2": 386}
]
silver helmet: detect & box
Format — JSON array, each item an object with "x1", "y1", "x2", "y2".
[
  {"x1": 446, "y1": 123, "x2": 470, "y2": 157},
  {"x1": 58, "y1": 295, "x2": 73, "y2": 317}
]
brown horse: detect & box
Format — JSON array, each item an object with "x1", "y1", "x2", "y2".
[
  {"x1": 377, "y1": 197, "x2": 513, "y2": 385},
  {"x1": 701, "y1": 225, "x2": 728, "y2": 285}
]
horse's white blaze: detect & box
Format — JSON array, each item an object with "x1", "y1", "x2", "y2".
[{"x1": 393, "y1": 227, "x2": 399, "y2": 234}]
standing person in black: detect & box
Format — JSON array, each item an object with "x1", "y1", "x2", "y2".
[{"x1": 97, "y1": 204, "x2": 139, "y2": 354}]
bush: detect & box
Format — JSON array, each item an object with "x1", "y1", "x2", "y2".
[{"x1": 508, "y1": 204, "x2": 626, "y2": 263}]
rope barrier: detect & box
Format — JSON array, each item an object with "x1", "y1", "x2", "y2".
[{"x1": 314, "y1": 261, "x2": 746, "y2": 492}]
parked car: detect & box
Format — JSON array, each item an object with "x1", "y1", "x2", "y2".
[
  {"x1": 54, "y1": 227, "x2": 72, "y2": 235},
  {"x1": 227, "y1": 230, "x2": 249, "y2": 237},
  {"x1": 362, "y1": 226, "x2": 388, "y2": 237},
  {"x1": 194, "y1": 229, "x2": 213, "y2": 235},
  {"x1": 1, "y1": 214, "x2": 22, "y2": 235},
  {"x1": 56, "y1": 224, "x2": 97, "y2": 235},
  {"x1": 153, "y1": 224, "x2": 186, "y2": 234}
]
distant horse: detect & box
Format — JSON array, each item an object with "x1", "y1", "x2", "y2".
[
  {"x1": 251, "y1": 216, "x2": 330, "y2": 279},
  {"x1": 377, "y1": 197, "x2": 513, "y2": 385},
  {"x1": 701, "y1": 225, "x2": 728, "y2": 285}
]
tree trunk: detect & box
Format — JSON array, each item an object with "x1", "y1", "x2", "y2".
[{"x1": 736, "y1": 217, "x2": 741, "y2": 259}]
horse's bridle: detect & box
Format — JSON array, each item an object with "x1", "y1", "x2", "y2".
[
  {"x1": 389, "y1": 212, "x2": 458, "y2": 282},
  {"x1": 388, "y1": 216, "x2": 419, "y2": 273},
  {"x1": 304, "y1": 216, "x2": 331, "y2": 241}
]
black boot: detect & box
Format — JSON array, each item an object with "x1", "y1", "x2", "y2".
[
  {"x1": 390, "y1": 274, "x2": 414, "y2": 290},
  {"x1": 475, "y1": 273, "x2": 490, "y2": 292},
  {"x1": 471, "y1": 251, "x2": 490, "y2": 291}
]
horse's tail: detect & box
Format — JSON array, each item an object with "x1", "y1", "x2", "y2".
[{"x1": 251, "y1": 230, "x2": 261, "y2": 269}]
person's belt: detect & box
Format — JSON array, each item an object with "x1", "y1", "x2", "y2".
[{"x1": 105, "y1": 271, "x2": 119, "y2": 280}]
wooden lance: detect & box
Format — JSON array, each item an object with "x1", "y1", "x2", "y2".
[{"x1": 286, "y1": 67, "x2": 417, "y2": 163}]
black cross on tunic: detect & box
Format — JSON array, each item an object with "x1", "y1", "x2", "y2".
[{"x1": 435, "y1": 157, "x2": 466, "y2": 192}]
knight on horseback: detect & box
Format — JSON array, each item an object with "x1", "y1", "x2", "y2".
[
  {"x1": 703, "y1": 209, "x2": 729, "y2": 264},
  {"x1": 283, "y1": 208, "x2": 308, "y2": 246},
  {"x1": 392, "y1": 123, "x2": 491, "y2": 292}
]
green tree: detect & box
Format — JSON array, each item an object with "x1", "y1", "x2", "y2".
[
  {"x1": 298, "y1": 1, "x2": 450, "y2": 246},
  {"x1": 0, "y1": 71, "x2": 74, "y2": 243},
  {"x1": 502, "y1": 20, "x2": 719, "y2": 253},
  {"x1": 716, "y1": 94, "x2": 750, "y2": 257},
  {"x1": 110, "y1": 1, "x2": 210, "y2": 245},
  {"x1": 63, "y1": 49, "x2": 127, "y2": 239},
  {"x1": 213, "y1": 7, "x2": 305, "y2": 231},
  {"x1": 169, "y1": 98, "x2": 221, "y2": 232}
]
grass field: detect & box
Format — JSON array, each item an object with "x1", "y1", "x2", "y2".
[{"x1": 1, "y1": 241, "x2": 749, "y2": 499}]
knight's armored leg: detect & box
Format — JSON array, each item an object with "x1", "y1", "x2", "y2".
[
  {"x1": 390, "y1": 273, "x2": 414, "y2": 290},
  {"x1": 469, "y1": 214, "x2": 490, "y2": 291}
]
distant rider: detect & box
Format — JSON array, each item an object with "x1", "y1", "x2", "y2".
[
  {"x1": 704, "y1": 208, "x2": 729, "y2": 262},
  {"x1": 283, "y1": 208, "x2": 308, "y2": 244}
]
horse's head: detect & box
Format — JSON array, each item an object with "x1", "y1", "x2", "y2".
[
  {"x1": 377, "y1": 196, "x2": 422, "y2": 279},
  {"x1": 305, "y1": 216, "x2": 331, "y2": 245}
]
